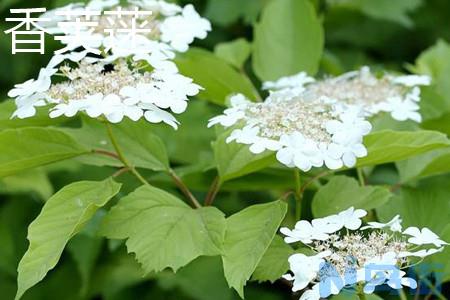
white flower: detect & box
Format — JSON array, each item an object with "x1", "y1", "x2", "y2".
[
  {"x1": 102, "y1": 94, "x2": 143, "y2": 123},
  {"x1": 141, "y1": 103, "x2": 180, "y2": 129},
  {"x1": 334, "y1": 207, "x2": 368, "y2": 230},
  {"x1": 326, "y1": 107, "x2": 372, "y2": 144},
  {"x1": 9, "y1": 56, "x2": 200, "y2": 129},
  {"x1": 391, "y1": 74, "x2": 431, "y2": 87},
  {"x1": 160, "y1": 4, "x2": 211, "y2": 52},
  {"x1": 151, "y1": 71, "x2": 202, "y2": 113},
  {"x1": 386, "y1": 270, "x2": 417, "y2": 290},
  {"x1": 86, "y1": 0, "x2": 119, "y2": 10},
  {"x1": 282, "y1": 208, "x2": 447, "y2": 300},
  {"x1": 208, "y1": 109, "x2": 245, "y2": 128},
  {"x1": 318, "y1": 273, "x2": 345, "y2": 298},
  {"x1": 209, "y1": 92, "x2": 371, "y2": 172},
  {"x1": 12, "y1": 93, "x2": 47, "y2": 119},
  {"x1": 104, "y1": 36, "x2": 178, "y2": 73},
  {"x1": 380, "y1": 97, "x2": 422, "y2": 122},
  {"x1": 318, "y1": 142, "x2": 344, "y2": 170},
  {"x1": 208, "y1": 94, "x2": 249, "y2": 128},
  {"x1": 262, "y1": 72, "x2": 315, "y2": 91},
  {"x1": 358, "y1": 252, "x2": 398, "y2": 293},
  {"x1": 130, "y1": 0, "x2": 182, "y2": 16},
  {"x1": 37, "y1": 3, "x2": 85, "y2": 34},
  {"x1": 280, "y1": 220, "x2": 330, "y2": 244},
  {"x1": 324, "y1": 141, "x2": 367, "y2": 168},
  {"x1": 120, "y1": 84, "x2": 153, "y2": 106},
  {"x1": 403, "y1": 227, "x2": 448, "y2": 247},
  {"x1": 283, "y1": 251, "x2": 331, "y2": 291},
  {"x1": 226, "y1": 126, "x2": 281, "y2": 154},
  {"x1": 40, "y1": 0, "x2": 211, "y2": 59},
  {"x1": 398, "y1": 247, "x2": 444, "y2": 258},
  {"x1": 299, "y1": 67, "x2": 429, "y2": 123},
  {"x1": 312, "y1": 215, "x2": 345, "y2": 234},
  {"x1": 8, "y1": 67, "x2": 55, "y2": 99},
  {"x1": 50, "y1": 100, "x2": 87, "y2": 118},
  {"x1": 361, "y1": 215, "x2": 403, "y2": 232},
  {"x1": 276, "y1": 133, "x2": 323, "y2": 171}
]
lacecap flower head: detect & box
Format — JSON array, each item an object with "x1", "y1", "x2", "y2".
[
  {"x1": 8, "y1": 53, "x2": 201, "y2": 128},
  {"x1": 280, "y1": 207, "x2": 448, "y2": 300},
  {"x1": 208, "y1": 92, "x2": 372, "y2": 171},
  {"x1": 264, "y1": 67, "x2": 431, "y2": 123}
]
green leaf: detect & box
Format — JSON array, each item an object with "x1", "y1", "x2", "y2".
[
  {"x1": 214, "y1": 130, "x2": 277, "y2": 182},
  {"x1": 64, "y1": 118, "x2": 170, "y2": 171},
  {"x1": 253, "y1": 0, "x2": 324, "y2": 81},
  {"x1": 0, "y1": 169, "x2": 53, "y2": 200},
  {"x1": 377, "y1": 176, "x2": 450, "y2": 282},
  {"x1": 422, "y1": 112, "x2": 450, "y2": 136},
  {"x1": 356, "y1": 130, "x2": 450, "y2": 167},
  {"x1": 215, "y1": 38, "x2": 252, "y2": 69},
  {"x1": 222, "y1": 200, "x2": 287, "y2": 298},
  {"x1": 0, "y1": 101, "x2": 68, "y2": 130},
  {"x1": 414, "y1": 40, "x2": 450, "y2": 116},
  {"x1": 331, "y1": 290, "x2": 384, "y2": 300},
  {"x1": 152, "y1": 101, "x2": 216, "y2": 164},
  {"x1": 205, "y1": 0, "x2": 266, "y2": 26},
  {"x1": 15, "y1": 178, "x2": 121, "y2": 300},
  {"x1": 100, "y1": 185, "x2": 226, "y2": 273},
  {"x1": 312, "y1": 176, "x2": 392, "y2": 217},
  {"x1": 252, "y1": 235, "x2": 294, "y2": 283},
  {"x1": 428, "y1": 224, "x2": 450, "y2": 283},
  {"x1": 88, "y1": 248, "x2": 148, "y2": 299},
  {"x1": 419, "y1": 86, "x2": 450, "y2": 122},
  {"x1": 0, "y1": 199, "x2": 40, "y2": 278},
  {"x1": 377, "y1": 176, "x2": 450, "y2": 233},
  {"x1": 175, "y1": 48, "x2": 259, "y2": 105},
  {"x1": 359, "y1": 0, "x2": 422, "y2": 27},
  {"x1": 397, "y1": 147, "x2": 450, "y2": 182},
  {"x1": 0, "y1": 127, "x2": 89, "y2": 178},
  {"x1": 67, "y1": 234, "x2": 103, "y2": 296},
  {"x1": 157, "y1": 256, "x2": 234, "y2": 300}
]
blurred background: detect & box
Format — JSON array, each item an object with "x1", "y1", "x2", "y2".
[{"x1": 1, "y1": 0, "x2": 450, "y2": 299}]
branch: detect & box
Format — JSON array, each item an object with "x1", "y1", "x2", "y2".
[
  {"x1": 205, "y1": 176, "x2": 221, "y2": 206},
  {"x1": 169, "y1": 169, "x2": 201, "y2": 209}
]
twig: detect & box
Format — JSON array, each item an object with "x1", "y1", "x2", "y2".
[
  {"x1": 112, "y1": 167, "x2": 131, "y2": 178},
  {"x1": 300, "y1": 171, "x2": 330, "y2": 194},
  {"x1": 398, "y1": 289, "x2": 408, "y2": 300},
  {"x1": 357, "y1": 168, "x2": 366, "y2": 186},
  {"x1": 420, "y1": 276, "x2": 447, "y2": 300},
  {"x1": 294, "y1": 169, "x2": 302, "y2": 220},
  {"x1": 93, "y1": 149, "x2": 121, "y2": 160},
  {"x1": 281, "y1": 191, "x2": 294, "y2": 202},
  {"x1": 414, "y1": 280, "x2": 421, "y2": 300},
  {"x1": 205, "y1": 176, "x2": 221, "y2": 206},
  {"x1": 105, "y1": 123, "x2": 150, "y2": 186},
  {"x1": 169, "y1": 169, "x2": 201, "y2": 208},
  {"x1": 390, "y1": 183, "x2": 402, "y2": 192}
]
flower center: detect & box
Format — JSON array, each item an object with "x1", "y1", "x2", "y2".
[
  {"x1": 242, "y1": 95, "x2": 338, "y2": 143},
  {"x1": 305, "y1": 73, "x2": 407, "y2": 105},
  {"x1": 313, "y1": 232, "x2": 408, "y2": 276},
  {"x1": 48, "y1": 59, "x2": 157, "y2": 102}
]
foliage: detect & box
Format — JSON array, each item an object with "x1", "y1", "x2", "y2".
[{"x1": 0, "y1": 0, "x2": 450, "y2": 300}]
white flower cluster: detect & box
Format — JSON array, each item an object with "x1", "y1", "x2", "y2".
[
  {"x1": 208, "y1": 93, "x2": 372, "y2": 171},
  {"x1": 40, "y1": 0, "x2": 211, "y2": 60},
  {"x1": 9, "y1": 54, "x2": 200, "y2": 128},
  {"x1": 8, "y1": 0, "x2": 210, "y2": 127},
  {"x1": 265, "y1": 67, "x2": 431, "y2": 123},
  {"x1": 280, "y1": 207, "x2": 448, "y2": 300}
]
